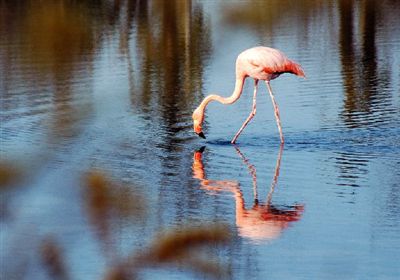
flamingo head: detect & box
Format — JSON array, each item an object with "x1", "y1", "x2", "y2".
[{"x1": 192, "y1": 109, "x2": 206, "y2": 139}]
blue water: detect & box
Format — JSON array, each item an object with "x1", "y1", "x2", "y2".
[{"x1": 1, "y1": 0, "x2": 399, "y2": 279}]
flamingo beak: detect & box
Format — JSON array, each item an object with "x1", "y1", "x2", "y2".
[{"x1": 197, "y1": 132, "x2": 206, "y2": 139}]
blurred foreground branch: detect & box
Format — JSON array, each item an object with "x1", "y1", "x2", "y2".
[{"x1": 105, "y1": 224, "x2": 232, "y2": 280}]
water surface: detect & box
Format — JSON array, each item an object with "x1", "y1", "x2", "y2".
[{"x1": 1, "y1": 0, "x2": 399, "y2": 279}]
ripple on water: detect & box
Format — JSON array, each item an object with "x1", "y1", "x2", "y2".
[
  {"x1": 217, "y1": 126, "x2": 400, "y2": 158},
  {"x1": 206, "y1": 139, "x2": 235, "y2": 146}
]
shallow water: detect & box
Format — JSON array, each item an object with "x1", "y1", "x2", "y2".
[{"x1": 1, "y1": 0, "x2": 400, "y2": 279}]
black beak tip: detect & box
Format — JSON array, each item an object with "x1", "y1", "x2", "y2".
[{"x1": 197, "y1": 132, "x2": 206, "y2": 139}]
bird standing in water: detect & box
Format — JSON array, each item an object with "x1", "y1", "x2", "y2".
[{"x1": 192, "y1": 46, "x2": 305, "y2": 144}]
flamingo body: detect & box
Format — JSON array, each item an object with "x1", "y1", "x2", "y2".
[
  {"x1": 192, "y1": 46, "x2": 305, "y2": 143},
  {"x1": 236, "y1": 46, "x2": 305, "y2": 80}
]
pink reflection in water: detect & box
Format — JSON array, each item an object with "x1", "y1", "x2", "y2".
[{"x1": 193, "y1": 145, "x2": 304, "y2": 242}]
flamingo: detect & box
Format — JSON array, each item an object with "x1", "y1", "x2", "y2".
[{"x1": 192, "y1": 46, "x2": 305, "y2": 144}]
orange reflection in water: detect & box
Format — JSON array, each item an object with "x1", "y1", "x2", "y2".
[{"x1": 193, "y1": 145, "x2": 304, "y2": 243}]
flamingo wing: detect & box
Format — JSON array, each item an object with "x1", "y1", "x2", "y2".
[{"x1": 245, "y1": 47, "x2": 305, "y2": 78}]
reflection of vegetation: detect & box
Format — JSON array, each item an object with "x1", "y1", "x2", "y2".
[
  {"x1": 334, "y1": 151, "x2": 369, "y2": 189},
  {"x1": 129, "y1": 1, "x2": 211, "y2": 131},
  {"x1": 339, "y1": 0, "x2": 393, "y2": 128},
  {"x1": 223, "y1": 0, "x2": 326, "y2": 37},
  {"x1": 0, "y1": 0, "x2": 212, "y2": 150},
  {"x1": 336, "y1": 0, "x2": 396, "y2": 188},
  {"x1": 0, "y1": 0, "x2": 97, "y2": 145},
  {"x1": 1, "y1": 2, "x2": 218, "y2": 278},
  {"x1": 22, "y1": 1, "x2": 94, "y2": 71},
  {"x1": 121, "y1": 1, "x2": 213, "y2": 217}
]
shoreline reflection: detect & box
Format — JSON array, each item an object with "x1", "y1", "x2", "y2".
[{"x1": 193, "y1": 145, "x2": 304, "y2": 243}]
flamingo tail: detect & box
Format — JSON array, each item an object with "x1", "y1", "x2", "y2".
[{"x1": 286, "y1": 61, "x2": 306, "y2": 78}]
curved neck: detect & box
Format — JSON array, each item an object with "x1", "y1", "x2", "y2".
[{"x1": 198, "y1": 77, "x2": 245, "y2": 114}]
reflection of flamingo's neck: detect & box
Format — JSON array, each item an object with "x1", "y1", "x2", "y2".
[{"x1": 192, "y1": 152, "x2": 205, "y2": 180}]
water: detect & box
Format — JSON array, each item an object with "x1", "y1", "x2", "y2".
[{"x1": 1, "y1": 0, "x2": 399, "y2": 279}]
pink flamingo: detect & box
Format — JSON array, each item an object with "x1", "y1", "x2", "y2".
[{"x1": 192, "y1": 46, "x2": 305, "y2": 144}]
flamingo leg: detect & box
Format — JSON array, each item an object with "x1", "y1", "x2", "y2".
[
  {"x1": 266, "y1": 81, "x2": 284, "y2": 143},
  {"x1": 231, "y1": 80, "x2": 258, "y2": 144}
]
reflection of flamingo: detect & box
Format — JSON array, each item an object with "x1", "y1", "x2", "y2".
[
  {"x1": 192, "y1": 145, "x2": 304, "y2": 242},
  {"x1": 192, "y1": 46, "x2": 305, "y2": 144}
]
